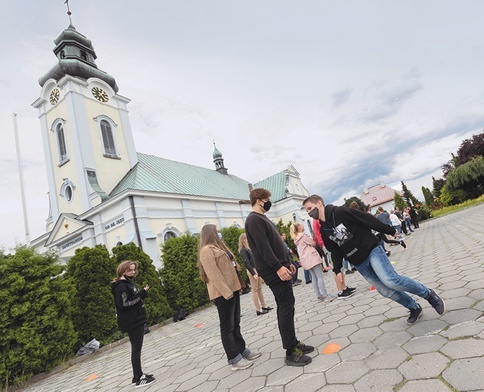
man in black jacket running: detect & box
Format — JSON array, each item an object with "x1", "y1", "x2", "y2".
[{"x1": 303, "y1": 194, "x2": 445, "y2": 325}]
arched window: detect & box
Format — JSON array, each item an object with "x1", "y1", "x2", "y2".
[
  {"x1": 100, "y1": 119, "x2": 117, "y2": 157},
  {"x1": 56, "y1": 122, "x2": 69, "y2": 164},
  {"x1": 164, "y1": 231, "x2": 176, "y2": 242}
]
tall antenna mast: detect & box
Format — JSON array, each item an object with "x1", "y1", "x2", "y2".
[{"x1": 13, "y1": 113, "x2": 31, "y2": 246}]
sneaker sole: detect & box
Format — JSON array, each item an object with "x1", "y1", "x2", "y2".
[
  {"x1": 245, "y1": 353, "x2": 262, "y2": 361},
  {"x1": 338, "y1": 292, "x2": 355, "y2": 300},
  {"x1": 436, "y1": 298, "x2": 446, "y2": 315},
  {"x1": 285, "y1": 357, "x2": 312, "y2": 366},
  {"x1": 231, "y1": 362, "x2": 253, "y2": 371},
  {"x1": 135, "y1": 379, "x2": 156, "y2": 388}
]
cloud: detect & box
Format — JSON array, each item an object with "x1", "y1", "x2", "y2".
[{"x1": 331, "y1": 88, "x2": 353, "y2": 108}]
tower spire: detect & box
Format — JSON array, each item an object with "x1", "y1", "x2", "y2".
[
  {"x1": 212, "y1": 141, "x2": 228, "y2": 174},
  {"x1": 64, "y1": 0, "x2": 74, "y2": 27}
]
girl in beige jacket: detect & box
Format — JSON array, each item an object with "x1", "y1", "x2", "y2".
[{"x1": 198, "y1": 224, "x2": 261, "y2": 370}]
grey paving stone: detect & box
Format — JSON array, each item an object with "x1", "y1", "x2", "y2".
[
  {"x1": 440, "y1": 338, "x2": 484, "y2": 359},
  {"x1": 439, "y1": 308, "x2": 482, "y2": 324},
  {"x1": 325, "y1": 360, "x2": 369, "y2": 384},
  {"x1": 402, "y1": 334, "x2": 447, "y2": 355},
  {"x1": 338, "y1": 342, "x2": 377, "y2": 361},
  {"x1": 353, "y1": 369, "x2": 403, "y2": 391},
  {"x1": 398, "y1": 378, "x2": 453, "y2": 392},
  {"x1": 442, "y1": 357, "x2": 484, "y2": 391},
  {"x1": 319, "y1": 384, "x2": 356, "y2": 392},
  {"x1": 398, "y1": 352, "x2": 449, "y2": 379},
  {"x1": 406, "y1": 319, "x2": 448, "y2": 336},
  {"x1": 285, "y1": 372, "x2": 326, "y2": 392},
  {"x1": 440, "y1": 320, "x2": 483, "y2": 339},
  {"x1": 365, "y1": 347, "x2": 409, "y2": 369},
  {"x1": 373, "y1": 330, "x2": 412, "y2": 349}
]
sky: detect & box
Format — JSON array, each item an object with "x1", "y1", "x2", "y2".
[{"x1": 0, "y1": 0, "x2": 483, "y2": 249}]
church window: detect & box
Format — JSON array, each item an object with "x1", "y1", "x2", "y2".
[
  {"x1": 55, "y1": 122, "x2": 69, "y2": 165},
  {"x1": 164, "y1": 231, "x2": 176, "y2": 241},
  {"x1": 100, "y1": 119, "x2": 117, "y2": 157},
  {"x1": 65, "y1": 185, "x2": 73, "y2": 202},
  {"x1": 80, "y1": 50, "x2": 87, "y2": 61}
]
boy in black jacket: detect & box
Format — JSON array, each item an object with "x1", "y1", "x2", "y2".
[{"x1": 303, "y1": 194, "x2": 445, "y2": 325}]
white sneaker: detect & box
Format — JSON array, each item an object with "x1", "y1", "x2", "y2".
[
  {"x1": 231, "y1": 358, "x2": 253, "y2": 370},
  {"x1": 245, "y1": 351, "x2": 262, "y2": 360}
]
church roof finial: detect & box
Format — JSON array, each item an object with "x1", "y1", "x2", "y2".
[{"x1": 64, "y1": 0, "x2": 75, "y2": 28}]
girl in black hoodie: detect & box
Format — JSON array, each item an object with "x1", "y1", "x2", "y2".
[{"x1": 111, "y1": 260, "x2": 155, "y2": 388}]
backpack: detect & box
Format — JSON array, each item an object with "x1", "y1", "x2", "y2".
[{"x1": 173, "y1": 308, "x2": 188, "y2": 322}]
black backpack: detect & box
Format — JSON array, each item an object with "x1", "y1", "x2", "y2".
[{"x1": 173, "y1": 308, "x2": 188, "y2": 322}]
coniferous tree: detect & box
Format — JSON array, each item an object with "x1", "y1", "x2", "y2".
[
  {"x1": 401, "y1": 181, "x2": 420, "y2": 206},
  {"x1": 344, "y1": 196, "x2": 366, "y2": 210},
  {"x1": 111, "y1": 243, "x2": 172, "y2": 325},
  {"x1": 393, "y1": 192, "x2": 407, "y2": 211},
  {"x1": 66, "y1": 245, "x2": 119, "y2": 346},
  {"x1": 422, "y1": 186, "x2": 435, "y2": 209},
  {"x1": 432, "y1": 176, "x2": 445, "y2": 199},
  {"x1": 0, "y1": 248, "x2": 77, "y2": 388},
  {"x1": 159, "y1": 234, "x2": 208, "y2": 312},
  {"x1": 456, "y1": 132, "x2": 484, "y2": 165}
]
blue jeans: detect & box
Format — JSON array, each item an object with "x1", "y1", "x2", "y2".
[{"x1": 356, "y1": 246, "x2": 429, "y2": 310}]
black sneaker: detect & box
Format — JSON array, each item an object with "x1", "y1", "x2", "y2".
[
  {"x1": 345, "y1": 269, "x2": 355, "y2": 274},
  {"x1": 338, "y1": 288, "x2": 355, "y2": 299},
  {"x1": 346, "y1": 286, "x2": 356, "y2": 293},
  {"x1": 132, "y1": 374, "x2": 154, "y2": 384},
  {"x1": 426, "y1": 289, "x2": 446, "y2": 315},
  {"x1": 296, "y1": 341, "x2": 315, "y2": 354},
  {"x1": 400, "y1": 240, "x2": 407, "y2": 249},
  {"x1": 135, "y1": 374, "x2": 156, "y2": 388},
  {"x1": 285, "y1": 348, "x2": 312, "y2": 366},
  {"x1": 407, "y1": 304, "x2": 422, "y2": 324}
]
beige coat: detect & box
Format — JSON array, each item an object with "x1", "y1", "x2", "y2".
[{"x1": 200, "y1": 245, "x2": 242, "y2": 300}]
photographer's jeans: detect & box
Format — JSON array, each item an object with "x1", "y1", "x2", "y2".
[{"x1": 356, "y1": 246, "x2": 430, "y2": 310}]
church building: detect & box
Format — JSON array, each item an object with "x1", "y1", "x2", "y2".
[{"x1": 30, "y1": 17, "x2": 311, "y2": 267}]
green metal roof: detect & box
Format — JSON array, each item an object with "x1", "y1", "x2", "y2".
[
  {"x1": 254, "y1": 171, "x2": 287, "y2": 201},
  {"x1": 110, "y1": 153, "x2": 252, "y2": 200}
]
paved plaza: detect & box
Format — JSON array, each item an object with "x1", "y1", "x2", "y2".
[{"x1": 22, "y1": 205, "x2": 484, "y2": 391}]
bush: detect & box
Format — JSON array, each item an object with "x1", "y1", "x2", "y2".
[
  {"x1": 159, "y1": 234, "x2": 209, "y2": 312},
  {"x1": 111, "y1": 243, "x2": 172, "y2": 325},
  {"x1": 66, "y1": 245, "x2": 119, "y2": 347},
  {"x1": 0, "y1": 248, "x2": 77, "y2": 389},
  {"x1": 220, "y1": 226, "x2": 247, "y2": 282},
  {"x1": 416, "y1": 205, "x2": 431, "y2": 221}
]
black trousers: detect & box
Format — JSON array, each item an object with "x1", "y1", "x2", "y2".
[
  {"x1": 266, "y1": 278, "x2": 298, "y2": 356},
  {"x1": 213, "y1": 291, "x2": 246, "y2": 363},
  {"x1": 127, "y1": 323, "x2": 145, "y2": 380}
]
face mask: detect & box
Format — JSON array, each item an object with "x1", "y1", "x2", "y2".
[
  {"x1": 308, "y1": 207, "x2": 319, "y2": 219},
  {"x1": 262, "y1": 200, "x2": 272, "y2": 212},
  {"x1": 124, "y1": 275, "x2": 133, "y2": 280}
]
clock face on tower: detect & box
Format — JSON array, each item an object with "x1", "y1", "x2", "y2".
[
  {"x1": 91, "y1": 87, "x2": 109, "y2": 102},
  {"x1": 50, "y1": 88, "x2": 60, "y2": 105}
]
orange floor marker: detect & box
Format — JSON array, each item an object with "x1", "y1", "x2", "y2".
[
  {"x1": 369, "y1": 285, "x2": 376, "y2": 291},
  {"x1": 322, "y1": 343, "x2": 341, "y2": 354},
  {"x1": 194, "y1": 323, "x2": 203, "y2": 328},
  {"x1": 85, "y1": 374, "x2": 99, "y2": 382}
]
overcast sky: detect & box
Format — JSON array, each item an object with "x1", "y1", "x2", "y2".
[{"x1": 0, "y1": 0, "x2": 483, "y2": 249}]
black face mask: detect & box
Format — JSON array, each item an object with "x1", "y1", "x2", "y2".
[
  {"x1": 124, "y1": 275, "x2": 133, "y2": 281},
  {"x1": 262, "y1": 200, "x2": 272, "y2": 212},
  {"x1": 308, "y1": 207, "x2": 319, "y2": 219}
]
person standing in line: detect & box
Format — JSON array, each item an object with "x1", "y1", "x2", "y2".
[
  {"x1": 403, "y1": 207, "x2": 415, "y2": 233},
  {"x1": 408, "y1": 205, "x2": 420, "y2": 229},
  {"x1": 303, "y1": 194, "x2": 446, "y2": 325},
  {"x1": 389, "y1": 210, "x2": 402, "y2": 237},
  {"x1": 245, "y1": 188, "x2": 314, "y2": 366},
  {"x1": 312, "y1": 218, "x2": 356, "y2": 299},
  {"x1": 281, "y1": 233, "x2": 302, "y2": 286},
  {"x1": 198, "y1": 224, "x2": 261, "y2": 371},
  {"x1": 238, "y1": 233, "x2": 273, "y2": 316},
  {"x1": 111, "y1": 260, "x2": 155, "y2": 388},
  {"x1": 290, "y1": 222, "x2": 335, "y2": 302}
]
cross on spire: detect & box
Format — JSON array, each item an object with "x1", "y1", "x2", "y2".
[{"x1": 64, "y1": 0, "x2": 72, "y2": 15}]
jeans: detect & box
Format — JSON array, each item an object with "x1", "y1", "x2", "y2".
[
  {"x1": 304, "y1": 269, "x2": 311, "y2": 283},
  {"x1": 267, "y1": 278, "x2": 298, "y2": 355},
  {"x1": 213, "y1": 292, "x2": 248, "y2": 364},
  {"x1": 356, "y1": 246, "x2": 430, "y2": 310},
  {"x1": 308, "y1": 265, "x2": 328, "y2": 297},
  {"x1": 405, "y1": 218, "x2": 414, "y2": 232},
  {"x1": 343, "y1": 259, "x2": 354, "y2": 271},
  {"x1": 393, "y1": 224, "x2": 402, "y2": 235},
  {"x1": 127, "y1": 323, "x2": 145, "y2": 380}
]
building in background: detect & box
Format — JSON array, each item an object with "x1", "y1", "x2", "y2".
[
  {"x1": 30, "y1": 19, "x2": 310, "y2": 267},
  {"x1": 360, "y1": 182, "x2": 401, "y2": 214}
]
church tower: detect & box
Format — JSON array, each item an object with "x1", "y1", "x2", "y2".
[
  {"x1": 213, "y1": 142, "x2": 228, "y2": 175},
  {"x1": 32, "y1": 14, "x2": 138, "y2": 231}
]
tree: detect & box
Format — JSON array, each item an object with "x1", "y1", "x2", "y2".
[
  {"x1": 393, "y1": 192, "x2": 407, "y2": 211},
  {"x1": 422, "y1": 186, "x2": 435, "y2": 209},
  {"x1": 401, "y1": 181, "x2": 420, "y2": 206},
  {"x1": 0, "y1": 248, "x2": 77, "y2": 388},
  {"x1": 159, "y1": 234, "x2": 209, "y2": 312},
  {"x1": 344, "y1": 196, "x2": 366, "y2": 210},
  {"x1": 432, "y1": 176, "x2": 445, "y2": 199},
  {"x1": 66, "y1": 245, "x2": 119, "y2": 346},
  {"x1": 111, "y1": 243, "x2": 172, "y2": 325},
  {"x1": 444, "y1": 156, "x2": 484, "y2": 201},
  {"x1": 442, "y1": 153, "x2": 459, "y2": 178},
  {"x1": 220, "y1": 226, "x2": 247, "y2": 281},
  {"x1": 456, "y1": 132, "x2": 484, "y2": 165}
]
